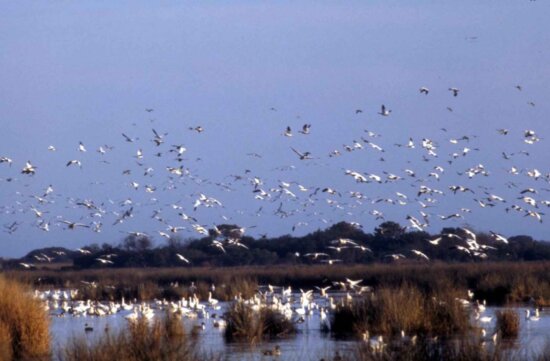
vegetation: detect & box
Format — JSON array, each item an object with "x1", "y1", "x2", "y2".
[
  {"x1": 0, "y1": 275, "x2": 50, "y2": 361},
  {"x1": 224, "y1": 301, "x2": 295, "y2": 343},
  {"x1": 4, "y1": 222, "x2": 550, "y2": 272},
  {"x1": 495, "y1": 309, "x2": 520, "y2": 339},
  {"x1": 345, "y1": 338, "x2": 550, "y2": 361},
  {"x1": 58, "y1": 313, "x2": 211, "y2": 361},
  {"x1": 330, "y1": 285, "x2": 469, "y2": 337},
  {"x1": 8, "y1": 261, "x2": 550, "y2": 306}
]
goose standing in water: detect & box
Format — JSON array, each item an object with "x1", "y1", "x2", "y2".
[{"x1": 525, "y1": 309, "x2": 540, "y2": 321}]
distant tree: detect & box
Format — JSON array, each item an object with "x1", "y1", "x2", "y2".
[
  {"x1": 375, "y1": 221, "x2": 406, "y2": 239},
  {"x1": 165, "y1": 236, "x2": 185, "y2": 250},
  {"x1": 121, "y1": 234, "x2": 152, "y2": 252}
]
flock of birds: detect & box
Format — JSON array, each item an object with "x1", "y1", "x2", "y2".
[
  {"x1": 37, "y1": 279, "x2": 544, "y2": 356},
  {"x1": 1, "y1": 84, "x2": 549, "y2": 263}
]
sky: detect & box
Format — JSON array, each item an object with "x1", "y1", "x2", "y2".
[{"x1": 0, "y1": 1, "x2": 549, "y2": 257}]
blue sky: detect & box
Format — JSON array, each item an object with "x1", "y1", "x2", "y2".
[{"x1": 0, "y1": 1, "x2": 549, "y2": 257}]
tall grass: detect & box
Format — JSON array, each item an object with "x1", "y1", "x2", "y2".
[
  {"x1": 224, "y1": 301, "x2": 295, "y2": 343},
  {"x1": 330, "y1": 285, "x2": 469, "y2": 338},
  {"x1": 10, "y1": 262, "x2": 550, "y2": 304},
  {"x1": 0, "y1": 276, "x2": 50, "y2": 360},
  {"x1": 330, "y1": 337, "x2": 550, "y2": 361},
  {"x1": 59, "y1": 313, "x2": 211, "y2": 361},
  {"x1": 495, "y1": 310, "x2": 520, "y2": 339}
]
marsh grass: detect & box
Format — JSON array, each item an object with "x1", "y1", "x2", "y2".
[
  {"x1": 330, "y1": 285, "x2": 469, "y2": 338},
  {"x1": 495, "y1": 310, "x2": 520, "y2": 339},
  {"x1": 10, "y1": 262, "x2": 550, "y2": 305},
  {"x1": 224, "y1": 301, "x2": 295, "y2": 343},
  {"x1": 59, "y1": 313, "x2": 211, "y2": 361},
  {"x1": 0, "y1": 276, "x2": 50, "y2": 361},
  {"x1": 346, "y1": 338, "x2": 550, "y2": 361}
]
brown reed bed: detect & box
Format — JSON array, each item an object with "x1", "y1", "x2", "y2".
[
  {"x1": 330, "y1": 285, "x2": 470, "y2": 338},
  {"x1": 0, "y1": 275, "x2": 50, "y2": 361},
  {"x1": 6, "y1": 261, "x2": 550, "y2": 305},
  {"x1": 345, "y1": 338, "x2": 550, "y2": 361},
  {"x1": 58, "y1": 313, "x2": 216, "y2": 361},
  {"x1": 495, "y1": 309, "x2": 520, "y2": 340},
  {"x1": 224, "y1": 301, "x2": 295, "y2": 343}
]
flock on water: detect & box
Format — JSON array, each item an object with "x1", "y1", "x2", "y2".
[{"x1": 37, "y1": 279, "x2": 543, "y2": 353}]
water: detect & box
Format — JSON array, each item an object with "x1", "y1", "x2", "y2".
[{"x1": 48, "y1": 296, "x2": 550, "y2": 360}]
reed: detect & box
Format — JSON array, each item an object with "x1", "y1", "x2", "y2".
[
  {"x1": 0, "y1": 276, "x2": 50, "y2": 360},
  {"x1": 495, "y1": 309, "x2": 520, "y2": 339},
  {"x1": 8, "y1": 262, "x2": 550, "y2": 304},
  {"x1": 224, "y1": 301, "x2": 295, "y2": 343},
  {"x1": 330, "y1": 285, "x2": 469, "y2": 338},
  {"x1": 58, "y1": 313, "x2": 211, "y2": 361}
]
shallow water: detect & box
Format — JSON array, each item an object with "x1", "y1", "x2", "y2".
[{"x1": 48, "y1": 295, "x2": 550, "y2": 361}]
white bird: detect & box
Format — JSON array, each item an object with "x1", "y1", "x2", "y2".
[
  {"x1": 61, "y1": 220, "x2": 89, "y2": 230},
  {"x1": 428, "y1": 237, "x2": 442, "y2": 246},
  {"x1": 346, "y1": 278, "x2": 363, "y2": 288},
  {"x1": 66, "y1": 160, "x2": 82, "y2": 168},
  {"x1": 525, "y1": 309, "x2": 540, "y2": 321},
  {"x1": 489, "y1": 231, "x2": 508, "y2": 244},
  {"x1": 21, "y1": 161, "x2": 37, "y2": 175},
  {"x1": 320, "y1": 259, "x2": 342, "y2": 265},
  {"x1": 304, "y1": 252, "x2": 329, "y2": 260},
  {"x1": 378, "y1": 104, "x2": 391, "y2": 116},
  {"x1": 290, "y1": 147, "x2": 313, "y2": 160},
  {"x1": 176, "y1": 254, "x2": 190, "y2": 264},
  {"x1": 385, "y1": 254, "x2": 406, "y2": 261},
  {"x1": 96, "y1": 258, "x2": 113, "y2": 265},
  {"x1": 411, "y1": 250, "x2": 430, "y2": 261},
  {"x1": 331, "y1": 238, "x2": 358, "y2": 246},
  {"x1": 448, "y1": 87, "x2": 459, "y2": 97},
  {"x1": 298, "y1": 124, "x2": 311, "y2": 135}
]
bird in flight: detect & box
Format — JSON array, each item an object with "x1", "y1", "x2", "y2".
[
  {"x1": 291, "y1": 147, "x2": 313, "y2": 160},
  {"x1": 448, "y1": 87, "x2": 460, "y2": 97},
  {"x1": 21, "y1": 161, "x2": 37, "y2": 175},
  {"x1": 176, "y1": 253, "x2": 190, "y2": 263},
  {"x1": 378, "y1": 104, "x2": 392, "y2": 116}
]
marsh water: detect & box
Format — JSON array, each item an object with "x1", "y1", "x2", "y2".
[{"x1": 48, "y1": 296, "x2": 550, "y2": 361}]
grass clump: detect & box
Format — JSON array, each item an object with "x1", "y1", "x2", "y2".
[
  {"x1": 0, "y1": 276, "x2": 50, "y2": 360},
  {"x1": 495, "y1": 309, "x2": 520, "y2": 339},
  {"x1": 224, "y1": 301, "x2": 295, "y2": 343},
  {"x1": 330, "y1": 285, "x2": 469, "y2": 338},
  {"x1": 59, "y1": 313, "x2": 207, "y2": 361}
]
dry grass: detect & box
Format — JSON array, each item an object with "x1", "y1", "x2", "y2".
[
  {"x1": 8, "y1": 262, "x2": 550, "y2": 304},
  {"x1": 330, "y1": 285, "x2": 470, "y2": 338},
  {"x1": 224, "y1": 301, "x2": 295, "y2": 343},
  {"x1": 59, "y1": 313, "x2": 211, "y2": 361},
  {"x1": 0, "y1": 275, "x2": 50, "y2": 360},
  {"x1": 495, "y1": 309, "x2": 520, "y2": 339},
  {"x1": 345, "y1": 338, "x2": 550, "y2": 361}
]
